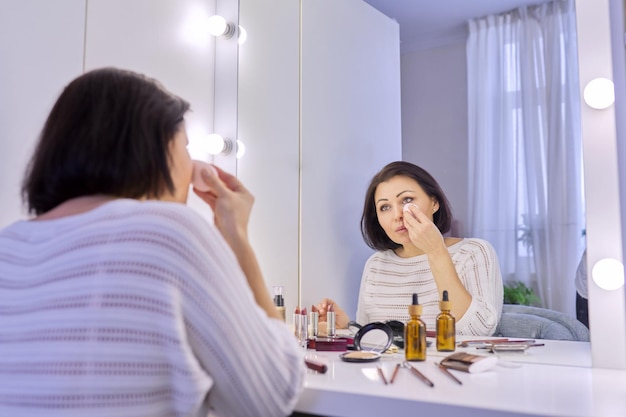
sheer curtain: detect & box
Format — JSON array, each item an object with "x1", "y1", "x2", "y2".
[{"x1": 467, "y1": 0, "x2": 585, "y2": 316}]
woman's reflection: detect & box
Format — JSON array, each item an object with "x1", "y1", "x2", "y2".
[{"x1": 316, "y1": 161, "x2": 503, "y2": 336}]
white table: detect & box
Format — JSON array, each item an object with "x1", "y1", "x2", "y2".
[{"x1": 296, "y1": 338, "x2": 626, "y2": 417}]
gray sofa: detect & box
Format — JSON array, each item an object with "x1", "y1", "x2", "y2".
[{"x1": 493, "y1": 304, "x2": 590, "y2": 341}]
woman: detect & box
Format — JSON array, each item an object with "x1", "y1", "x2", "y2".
[
  {"x1": 0, "y1": 68, "x2": 304, "y2": 417},
  {"x1": 317, "y1": 161, "x2": 503, "y2": 336}
]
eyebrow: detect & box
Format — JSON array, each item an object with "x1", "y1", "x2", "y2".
[{"x1": 375, "y1": 190, "x2": 414, "y2": 205}]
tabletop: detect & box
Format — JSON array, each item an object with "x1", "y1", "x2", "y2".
[{"x1": 296, "y1": 336, "x2": 626, "y2": 417}]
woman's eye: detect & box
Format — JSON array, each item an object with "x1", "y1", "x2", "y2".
[
  {"x1": 402, "y1": 197, "x2": 413, "y2": 205},
  {"x1": 379, "y1": 205, "x2": 389, "y2": 212}
]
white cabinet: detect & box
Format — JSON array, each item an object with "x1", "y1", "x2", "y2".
[{"x1": 239, "y1": 0, "x2": 402, "y2": 318}]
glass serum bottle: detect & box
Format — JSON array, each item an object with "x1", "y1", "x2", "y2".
[
  {"x1": 436, "y1": 290, "x2": 456, "y2": 352},
  {"x1": 273, "y1": 285, "x2": 286, "y2": 322},
  {"x1": 405, "y1": 293, "x2": 427, "y2": 361}
]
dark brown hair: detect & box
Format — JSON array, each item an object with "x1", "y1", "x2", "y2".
[
  {"x1": 22, "y1": 67, "x2": 190, "y2": 215},
  {"x1": 360, "y1": 161, "x2": 453, "y2": 251}
]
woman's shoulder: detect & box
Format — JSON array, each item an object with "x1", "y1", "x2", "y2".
[
  {"x1": 108, "y1": 199, "x2": 204, "y2": 227},
  {"x1": 79, "y1": 200, "x2": 216, "y2": 248},
  {"x1": 451, "y1": 237, "x2": 498, "y2": 258}
]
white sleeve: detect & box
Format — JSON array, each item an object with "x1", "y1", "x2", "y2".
[
  {"x1": 455, "y1": 239, "x2": 504, "y2": 336},
  {"x1": 170, "y1": 208, "x2": 306, "y2": 417},
  {"x1": 355, "y1": 255, "x2": 374, "y2": 326},
  {"x1": 574, "y1": 249, "x2": 588, "y2": 299}
]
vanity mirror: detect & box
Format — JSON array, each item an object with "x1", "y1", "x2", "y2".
[
  {"x1": 1, "y1": 0, "x2": 622, "y2": 374},
  {"x1": 238, "y1": 0, "x2": 626, "y2": 369}
]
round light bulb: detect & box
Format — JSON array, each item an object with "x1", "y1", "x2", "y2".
[
  {"x1": 583, "y1": 78, "x2": 615, "y2": 110},
  {"x1": 207, "y1": 15, "x2": 228, "y2": 37},
  {"x1": 238, "y1": 26, "x2": 248, "y2": 45},
  {"x1": 206, "y1": 133, "x2": 225, "y2": 155},
  {"x1": 236, "y1": 139, "x2": 246, "y2": 159},
  {"x1": 592, "y1": 258, "x2": 625, "y2": 291}
]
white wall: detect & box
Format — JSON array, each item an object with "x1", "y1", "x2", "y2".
[
  {"x1": 299, "y1": 0, "x2": 402, "y2": 317},
  {"x1": 0, "y1": 0, "x2": 85, "y2": 228},
  {"x1": 0, "y1": 0, "x2": 218, "y2": 227},
  {"x1": 84, "y1": 0, "x2": 218, "y2": 222},
  {"x1": 400, "y1": 41, "x2": 469, "y2": 237},
  {"x1": 238, "y1": 0, "x2": 301, "y2": 317}
]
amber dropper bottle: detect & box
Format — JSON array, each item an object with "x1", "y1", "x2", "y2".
[
  {"x1": 405, "y1": 293, "x2": 427, "y2": 361},
  {"x1": 436, "y1": 290, "x2": 456, "y2": 352}
]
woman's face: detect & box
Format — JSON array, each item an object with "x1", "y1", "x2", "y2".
[
  {"x1": 374, "y1": 175, "x2": 438, "y2": 246},
  {"x1": 165, "y1": 125, "x2": 193, "y2": 203}
]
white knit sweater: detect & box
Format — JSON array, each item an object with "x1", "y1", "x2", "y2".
[
  {"x1": 0, "y1": 199, "x2": 305, "y2": 417},
  {"x1": 355, "y1": 238, "x2": 504, "y2": 336}
]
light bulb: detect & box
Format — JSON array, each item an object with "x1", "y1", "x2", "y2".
[
  {"x1": 238, "y1": 26, "x2": 247, "y2": 45},
  {"x1": 207, "y1": 15, "x2": 235, "y2": 39},
  {"x1": 206, "y1": 133, "x2": 226, "y2": 155},
  {"x1": 583, "y1": 78, "x2": 615, "y2": 110},
  {"x1": 236, "y1": 139, "x2": 246, "y2": 159},
  {"x1": 592, "y1": 258, "x2": 625, "y2": 291}
]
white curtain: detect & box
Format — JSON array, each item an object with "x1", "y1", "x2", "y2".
[{"x1": 467, "y1": 0, "x2": 585, "y2": 316}]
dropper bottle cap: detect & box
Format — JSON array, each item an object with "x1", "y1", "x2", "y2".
[
  {"x1": 408, "y1": 293, "x2": 422, "y2": 316},
  {"x1": 273, "y1": 286, "x2": 284, "y2": 307},
  {"x1": 440, "y1": 290, "x2": 451, "y2": 311}
]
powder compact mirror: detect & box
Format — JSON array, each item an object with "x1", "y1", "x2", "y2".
[{"x1": 339, "y1": 322, "x2": 393, "y2": 363}]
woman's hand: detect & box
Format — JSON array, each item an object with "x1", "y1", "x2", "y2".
[
  {"x1": 403, "y1": 203, "x2": 473, "y2": 318},
  {"x1": 192, "y1": 164, "x2": 254, "y2": 252},
  {"x1": 315, "y1": 298, "x2": 350, "y2": 329},
  {"x1": 402, "y1": 203, "x2": 446, "y2": 255},
  {"x1": 192, "y1": 164, "x2": 282, "y2": 320}
]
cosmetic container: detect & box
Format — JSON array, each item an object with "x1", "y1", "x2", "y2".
[
  {"x1": 310, "y1": 305, "x2": 319, "y2": 337},
  {"x1": 436, "y1": 290, "x2": 456, "y2": 351},
  {"x1": 273, "y1": 285, "x2": 286, "y2": 322},
  {"x1": 299, "y1": 308, "x2": 308, "y2": 348},
  {"x1": 293, "y1": 307, "x2": 301, "y2": 341},
  {"x1": 327, "y1": 304, "x2": 337, "y2": 338},
  {"x1": 405, "y1": 293, "x2": 427, "y2": 361}
]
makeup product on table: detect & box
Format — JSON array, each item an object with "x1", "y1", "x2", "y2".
[
  {"x1": 390, "y1": 363, "x2": 401, "y2": 384},
  {"x1": 436, "y1": 362, "x2": 463, "y2": 385},
  {"x1": 293, "y1": 306, "x2": 301, "y2": 341},
  {"x1": 310, "y1": 305, "x2": 319, "y2": 337},
  {"x1": 403, "y1": 361, "x2": 434, "y2": 387},
  {"x1": 436, "y1": 290, "x2": 456, "y2": 352},
  {"x1": 300, "y1": 307, "x2": 308, "y2": 347},
  {"x1": 405, "y1": 293, "x2": 427, "y2": 361},
  {"x1": 440, "y1": 352, "x2": 498, "y2": 373},
  {"x1": 293, "y1": 306, "x2": 309, "y2": 348},
  {"x1": 327, "y1": 304, "x2": 336, "y2": 338},
  {"x1": 304, "y1": 359, "x2": 327, "y2": 374},
  {"x1": 273, "y1": 285, "x2": 286, "y2": 322},
  {"x1": 339, "y1": 321, "x2": 392, "y2": 362},
  {"x1": 377, "y1": 366, "x2": 388, "y2": 385},
  {"x1": 312, "y1": 337, "x2": 348, "y2": 351}
]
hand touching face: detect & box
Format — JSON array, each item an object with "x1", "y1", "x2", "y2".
[{"x1": 374, "y1": 175, "x2": 440, "y2": 254}]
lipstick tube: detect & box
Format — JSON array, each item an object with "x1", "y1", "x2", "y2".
[
  {"x1": 327, "y1": 304, "x2": 336, "y2": 338},
  {"x1": 300, "y1": 308, "x2": 308, "y2": 348},
  {"x1": 293, "y1": 307, "x2": 301, "y2": 341},
  {"x1": 310, "y1": 309, "x2": 319, "y2": 337}
]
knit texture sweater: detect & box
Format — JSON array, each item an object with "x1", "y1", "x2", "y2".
[
  {"x1": 355, "y1": 238, "x2": 504, "y2": 336},
  {"x1": 0, "y1": 199, "x2": 305, "y2": 417}
]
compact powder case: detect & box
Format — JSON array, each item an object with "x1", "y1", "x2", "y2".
[{"x1": 339, "y1": 322, "x2": 393, "y2": 363}]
